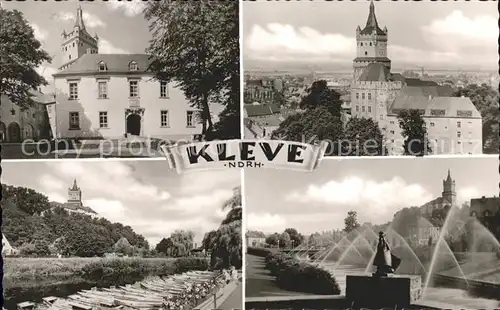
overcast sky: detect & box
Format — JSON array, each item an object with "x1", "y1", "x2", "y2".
[
  {"x1": 243, "y1": 0, "x2": 498, "y2": 70},
  {"x1": 3, "y1": 0, "x2": 151, "y2": 85},
  {"x1": 2, "y1": 160, "x2": 241, "y2": 247},
  {"x1": 245, "y1": 156, "x2": 499, "y2": 235}
]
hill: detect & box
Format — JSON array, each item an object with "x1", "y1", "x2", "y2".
[{"x1": 1, "y1": 184, "x2": 149, "y2": 257}]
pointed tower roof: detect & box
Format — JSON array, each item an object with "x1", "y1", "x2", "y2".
[
  {"x1": 71, "y1": 179, "x2": 79, "y2": 191},
  {"x1": 446, "y1": 169, "x2": 452, "y2": 182},
  {"x1": 360, "y1": 0, "x2": 386, "y2": 35},
  {"x1": 74, "y1": 5, "x2": 86, "y2": 30}
]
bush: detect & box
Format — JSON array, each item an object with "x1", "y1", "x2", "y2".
[
  {"x1": 173, "y1": 257, "x2": 209, "y2": 273},
  {"x1": 247, "y1": 247, "x2": 272, "y2": 257},
  {"x1": 264, "y1": 252, "x2": 340, "y2": 295}
]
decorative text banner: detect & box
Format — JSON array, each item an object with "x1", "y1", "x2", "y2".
[{"x1": 161, "y1": 139, "x2": 328, "y2": 174}]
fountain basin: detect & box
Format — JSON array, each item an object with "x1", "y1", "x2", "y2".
[{"x1": 346, "y1": 274, "x2": 422, "y2": 307}]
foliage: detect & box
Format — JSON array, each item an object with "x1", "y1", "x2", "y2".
[
  {"x1": 397, "y1": 109, "x2": 432, "y2": 156},
  {"x1": 2, "y1": 184, "x2": 149, "y2": 257},
  {"x1": 145, "y1": 1, "x2": 239, "y2": 139},
  {"x1": 246, "y1": 247, "x2": 273, "y2": 257},
  {"x1": 343, "y1": 117, "x2": 386, "y2": 156},
  {"x1": 453, "y1": 83, "x2": 499, "y2": 154},
  {"x1": 264, "y1": 252, "x2": 341, "y2": 295},
  {"x1": 299, "y1": 80, "x2": 342, "y2": 117},
  {"x1": 209, "y1": 186, "x2": 242, "y2": 269},
  {"x1": 265, "y1": 233, "x2": 280, "y2": 246},
  {"x1": 0, "y1": 8, "x2": 52, "y2": 109},
  {"x1": 284, "y1": 228, "x2": 304, "y2": 247},
  {"x1": 114, "y1": 237, "x2": 133, "y2": 256},
  {"x1": 344, "y1": 211, "x2": 360, "y2": 233},
  {"x1": 155, "y1": 230, "x2": 194, "y2": 257},
  {"x1": 278, "y1": 232, "x2": 292, "y2": 248}
]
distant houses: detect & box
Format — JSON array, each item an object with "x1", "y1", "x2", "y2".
[{"x1": 246, "y1": 231, "x2": 266, "y2": 248}]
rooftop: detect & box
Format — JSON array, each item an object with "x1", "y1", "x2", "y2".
[
  {"x1": 389, "y1": 95, "x2": 481, "y2": 118},
  {"x1": 54, "y1": 54, "x2": 152, "y2": 76},
  {"x1": 245, "y1": 103, "x2": 281, "y2": 117}
]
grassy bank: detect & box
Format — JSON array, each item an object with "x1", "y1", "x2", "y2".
[
  {"x1": 3, "y1": 256, "x2": 209, "y2": 306},
  {"x1": 247, "y1": 247, "x2": 341, "y2": 295}
]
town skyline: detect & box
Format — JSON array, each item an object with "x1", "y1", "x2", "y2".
[
  {"x1": 245, "y1": 156, "x2": 499, "y2": 235},
  {"x1": 243, "y1": 0, "x2": 497, "y2": 71},
  {"x1": 1, "y1": 160, "x2": 241, "y2": 246}
]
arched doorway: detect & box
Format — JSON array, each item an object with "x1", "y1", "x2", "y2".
[
  {"x1": 0, "y1": 122, "x2": 5, "y2": 142},
  {"x1": 126, "y1": 114, "x2": 141, "y2": 136},
  {"x1": 7, "y1": 122, "x2": 21, "y2": 142},
  {"x1": 23, "y1": 124, "x2": 34, "y2": 140}
]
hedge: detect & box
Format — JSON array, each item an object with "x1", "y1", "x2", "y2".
[
  {"x1": 264, "y1": 252, "x2": 340, "y2": 295},
  {"x1": 247, "y1": 247, "x2": 273, "y2": 257}
]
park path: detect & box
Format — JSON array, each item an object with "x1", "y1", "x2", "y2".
[
  {"x1": 218, "y1": 279, "x2": 243, "y2": 309},
  {"x1": 245, "y1": 254, "x2": 314, "y2": 298}
]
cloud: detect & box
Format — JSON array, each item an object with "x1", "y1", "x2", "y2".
[
  {"x1": 52, "y1": 11, "x2": 106, "y2": 28},
  {"x1": 99, "y1": 39, "x2": 129, "y2": 54},
  {"x1": 35, "y1": 65, "x2": 57, "y2": 82},
  {"x1": 247, "y1": 212, "x2": 287, "y2": 233},
  {"x1": 246, "y1": 24, "x2": 355, "y2": 61},
  {"x1": 457, "y1": 187, "x2": 480, "y2": 205},
  {"x1": 42, "y1": 161, "x2": 171, "y2": 202},
  {"x1": 179, "y1": 170, "x2": 241, "y2": 195},
  {"x1": 106, "y1": 0, "x2": 147, "y2": 17},
  {"x1": 31, "y1": 23, "x2": 48, "y2": 42},
  {"x1": 285, "y1": 176, "x2": 433, "y2": 226}
]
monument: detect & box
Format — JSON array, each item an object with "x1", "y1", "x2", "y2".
[{"x1": 346, "y1": 231, "x2": 422, "y2": 308}]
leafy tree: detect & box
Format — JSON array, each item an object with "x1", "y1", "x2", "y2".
[
  {"x1": 344, "y1": 211, "x2": 360, "y2": 233},
  {"x1": 266, "y1": 233, "x2": 280, "y2": 246},
  {"x1": 453, "y1": 83, "x2": 499, "y2": 154},
  {"x1": 300, "y1": 80, "x2": 342, "y2": 117},
  {"x1": 397, "y1": 109, "x2": 432, "y2": 156},
  {"x1": 114, "y1": 237, "x2": 133, "y2": 256},
  {"x1": 278, "y1": 232, "x2": 292, "y2": 248},
  {"x1": 343, "y1": 117, "x2": 386, "y2": 156},
  {"x1": 391, "y1": 207, "x2": 421, "y2": 238},
  {"x1": 202, "y1": 230, "x2": 218, "y2": 252},
  {"x1": 308, "y1": 233, "x2": 322, "y2": 246},
  {"x1": 284, "y1": 228, "x2": 304, "y2": 247},
  {"x1": 0, "y1": 8, "x2": 52, "y2": 109},
  {"x1": 145, "y1": 1, "x2": 239, "y2": 139},
  {"x1": 155, "y1": 237, "x2": 174, "y2": 256},
  {"x1": 272, "y1": 106, "x2": 344, "y2": 154}
]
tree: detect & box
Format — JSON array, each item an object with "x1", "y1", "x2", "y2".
[
  {"x1": 202, "y1": 230, "x2": 218, "y2": 252},
  {"x1": 344, "y1": 211, "x2": 360, "y2": 233},
  {"x1": 300, "y1": 80, "x2": 342, "y2": 117},
  {"x1": 114, "y1": 237, "x2": 133, "y2": 256},
  {"x1": 145, "y1": 1, "x2": 239, "y2": 139},
  {"x1": 155, "y1": 237, "x2": 174, "y2": 256},
  {"x1": 397, "y1": 109, "x2": 432, "y2": 156},
  {"x1": 284, "y1": 228, "x2": 304, "y2": 247},
  {"x1": 271, "y1": 106, "x2": 344, "y2": 155},
  {"x1": 308, "y1": 233, "x2": 322, "y2": 246},
  {"x1": 278, "y1": 232, "x2": 292, "y2": 248},
  {"x1": 343, "y1": 117, "x2": 386, "y2": 156},
  {"x1": 453, "y1": 83, "x2": 499, "y2": 154},
  {"x1": 0, "y1": 8, "x2": 52, "y2": 109},
  {"x1": 266, "y1": 233, "x2": 280, "y2": 246}
]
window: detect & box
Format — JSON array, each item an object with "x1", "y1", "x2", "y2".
[
  {"x1": 98, "y1": 61, "x2": 107, "y2": 71},
  {"x1": 356, "y1": 93, "x2": 359, "y2": 99},
  {"x1": 356, "y1": 105, "x2": 359, "y2": 112},
  {"x1": 430, "y1": 109, "x2": 445, "y2": 116},
  {"x1": 457, "y1": 121, "x2": 461, "y2": 128},
  {"x1": 98, "y1": 81, "x2": 108, "y2": 99},
  {"x1": 69, "y1": 112, "x2": 80, "y2": 130},
  {"x1": 368, "y1": 106, "x2": 371, "y2": 113},
  {"x1": 390, "y1": 130, "x2": 395, "y2": 134},
  {"x1": 390, "y1": 121, "x2": 394, "y2": 124},
  {"x1": 457, "y1": 110, "x2": 472, "y2": 117},
  {"x1": 380, "y1": 114, "x2": 384, "y2": 120},
  {"x1": 370, "y1": 42, "x2": 372, "y2": 46},
  {"x1": 129, "y1": 61, "x2": 138, "y2": 71},
  {"x1": 362, "y1": 106, "x2": 365, "y2": 112},
  {"x1": 186, "y1": 111, "x2": 194, "y2": 127},
  {"x1": 368, "y1": 93, "x2": 371, "y2": 100},
  {"x1": 365, "y1": 51, "x2": 368, "y2": 56},
  {"x1": 430, "y1": 122, "x2": 435, "y2": 127},
  {"x1": 99, "y1": 112, "x2": 108, "y2": 128},
  {"x1": 457, "y1": 131, "x2": 461, "y2": 138},
  {"x1": 69, "y1": 55, "x2": 71, "y2": 60},
  {"x1": 129, "y1": 80, "x2": 139, "y2": 97},
  {"x1": 160, "y1": 81, "x2": 169, "y2": 98},
  {"x1": 161, "y1": 110, "x2": 169, "y2": 127},
  {"x1": 69, "y1": 82, "x2": 78, "y2": 100},
  {"x1": 361, "y1": 43, "x2": 363, "y2": 46},
  {"x1": 362, "y1": 93, "x2": 365, "y2": 99}
]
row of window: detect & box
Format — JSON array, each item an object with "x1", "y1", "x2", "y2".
[
  {"x1": 68, "y1": 80, "x2": 169, "y2": 100},
  {"x1": 68, "y1": 111, "x2": 195, "y2": 129},
  {"x1": 99, "y1": 61, "x2": 138, "y2": 72},
  {"x1": 355, "y1": 105, "x2": 372, "y2": 113},
  {"x1": 355, "y1": 93, "x2": 372, "y2": 100}
]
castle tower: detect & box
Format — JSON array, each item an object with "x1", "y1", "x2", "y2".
[
  {"x1": 68, "y1": 179, "x2": 82, "y2": 205},
  {"x1": 353, "y1": 0, "x2": 391, "y2": 81},
  {"x1": 59, "y1": 5, "x2": 99, "y2": 69},
  {"x1": 442, "y1": 169, "x2": 456, "y2": 207}
]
